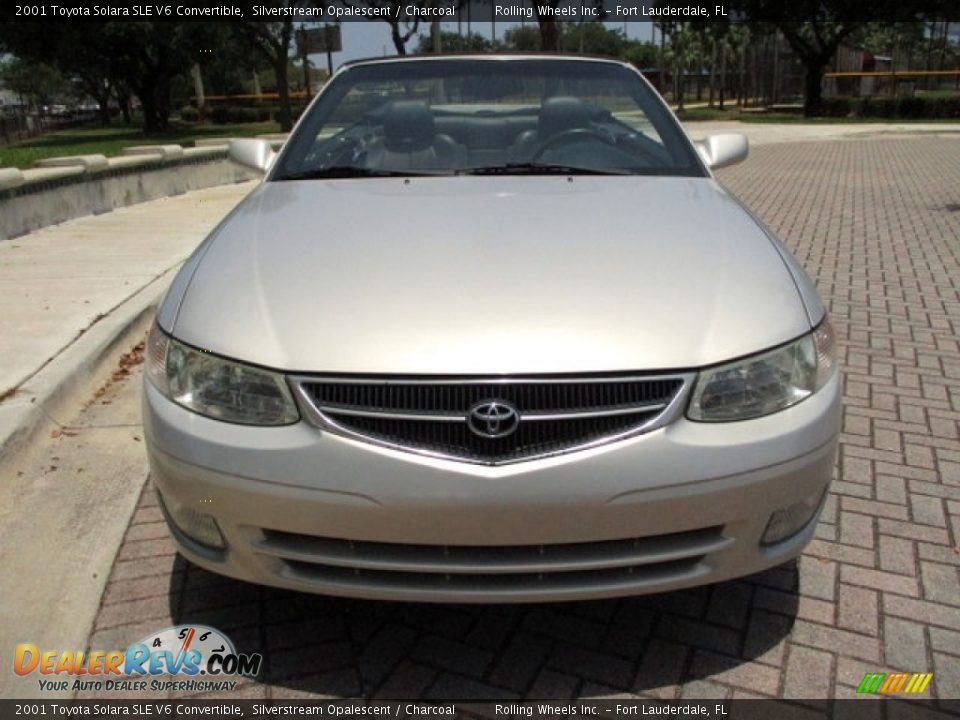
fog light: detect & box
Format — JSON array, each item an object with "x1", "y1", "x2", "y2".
[
  {"x1": 762, "y1": 488, "x2": 828, "y2": 546},
  {"x1": 158, "y1": 492, "x2": 226, "y2": 550}
]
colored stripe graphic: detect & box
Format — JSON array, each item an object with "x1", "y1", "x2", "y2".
[
  {"x1": 913, "y1": 674, "x2": 933, "y2": 694},
  {"x1": 857, "y1": 673, "x2": 885, "y2": 694},
  {"x1": 857, "y1": 672, "x2": 933, "y2": 694}
]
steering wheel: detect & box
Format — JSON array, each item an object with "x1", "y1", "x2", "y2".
[{"x1": 530, "y1": 128, "x2": 618, "y2": 162}]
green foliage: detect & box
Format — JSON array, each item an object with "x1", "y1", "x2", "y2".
[
  {"x1": 0, "y1": 121, "x2": 279, "y2": 169},
  {"x1": 499, "y1": 24, "x2": 658, "y2": 70},
  {"x1": 622, "y1": 42, "x2": 659, "y2": 70},
  {"x1": 854, "y1": 21, "x2": 926, "y2": 55},
  {"x1": 0, "y1": 22, "x2": 217, "y2": 130},
  {"x1": 858, "y1": 95, "x2": 960, "y2": 118},
  {"x1": 0, "y1": 57, "x2": 70, "y2": 108},
  {"x1": 817, "y1": 96, "x2": 856, "y2": 116},
  {"x1": 207, "y1": 103, "x2": 299, "y2": 124},
  {"x1": 559, "y1": 24, "x2": 625, "y2": 58},
  {"x1": 779, "y1": 95, "x2": 960, "y2": 119},
  {"x1": 415, "y1": 31, "x2": 493, "y2": 54},
  {"x1": 180, "y1": 105, "x2": 201, "y2": 122},
  {"x1": 200, "y1": 25, "x2": 264, "y2": 96},
  {"x1": 502, "y1": 26, "x2": 542, "y2": 52}
]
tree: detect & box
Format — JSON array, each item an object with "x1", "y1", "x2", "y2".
[
  {"x1": 622, "y1": 41, "x2": 658, "y2": 71},
  {"x1": 0, "y1": 23, "x2": 116, "y2": 124},
  {"x1": 560, "y1": 23, "x2": 625, "y2": 57},
  {"x1": 778, "y1": 23, "x2": 858, "y2": 115},
  {"x1": 531, "y1": 1, "x2": 562, "y2": 52},
  {"x1": 722, "y1": 22, "x2": 752, "y2": 107},
  {"x1": 415, "y1": 31, "x2": 492, "y2": 54},
  {"x1": 0, "y1": 57, "x2": 69, "y2": 109},
  {"x1": 341, "y1": 0, "x2": 421, "y2": 55},
  {"x1": 104, "y1": 23, "x2": 216, "y2": 131},
  {"x1": 236, "y1": 21, "x2": 296, "y2": 130},
  {"x1": 0, "y1": 21, "x2": 216, "y2": 131},
  {"x1": 503, "y1": 26, "x2": 541, "y2": 51},
  {"x1": 201, "y1": 24, "x2": 263, "y2": 97},
  {"x1": 731, "y1": 0, "x2": 951, "y2": 115},
  {"x1": 660, "y1": 22, "x2": 703, "y2": 111}
]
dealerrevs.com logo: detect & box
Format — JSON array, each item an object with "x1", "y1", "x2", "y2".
[{"x1": 14, "y1": 625, "x2": 262, "y2": 693}]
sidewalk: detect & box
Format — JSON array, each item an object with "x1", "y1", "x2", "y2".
[
  {"x1": 684, "y1": 120, "x2": 960, "y2": 146},
  {"x1": 0, "y1": 180, "x2": 257, "y2": 456}
]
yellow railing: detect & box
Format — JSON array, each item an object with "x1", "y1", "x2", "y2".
[{"x1": 825, "y1": 70, "x2": 960, "y2": 78}]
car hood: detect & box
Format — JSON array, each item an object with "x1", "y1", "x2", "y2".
[{"x1": 169, "y1": 176, "x2": 813, "y2": 374}]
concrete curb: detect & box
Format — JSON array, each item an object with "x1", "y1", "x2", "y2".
[
  {"x1": 1, "y1": 155, "x2": 258, "y2": 241},
  {"x1": 0, "y1": 268, "x2": 176, "y2": 461}
]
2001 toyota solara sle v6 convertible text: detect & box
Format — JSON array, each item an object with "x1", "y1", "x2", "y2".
[{"x1": 144, "y1": 54, "x2": 841, "y2": 603}]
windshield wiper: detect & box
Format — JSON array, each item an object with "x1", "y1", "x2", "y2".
[
  {"x1": 277, "y1": 166, "x2": 452, "y2": 180},
  {"x1": 461, "y1": 163, "x2": 632, "y2": 176}
]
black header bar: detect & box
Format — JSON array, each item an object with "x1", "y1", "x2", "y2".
[{"x1": 2, "y1": 0, "x2": 953, "y2": 24}]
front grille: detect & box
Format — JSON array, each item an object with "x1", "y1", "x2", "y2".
[
  {"x1": 254, "y1": 526, "x2": 728, "y2": 601},
  {"x1": 293, "y1": 375, "x2": 689, "y2": 465}
]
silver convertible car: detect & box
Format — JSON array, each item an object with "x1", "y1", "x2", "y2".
[{"x1": 144, "y1": 55, "x2": 841, "y2": 602}]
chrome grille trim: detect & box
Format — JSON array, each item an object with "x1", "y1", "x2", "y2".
[
  {"x1": 307, "y1": 401, "x2": 670, "y2": 423},
  {"x1": 290, "y1": 373, "x2": 694, "y2": 465},
  {"x1": 311, "y1": 406, "x2": 466, "y2": 422}
]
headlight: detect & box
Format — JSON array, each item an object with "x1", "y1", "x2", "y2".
[
  {"x1": 146, "y1": 323, "x2": 299, "y2": 426},
  {"x1": 687, "y1": 319, "x2": 836, "y2": 422}
]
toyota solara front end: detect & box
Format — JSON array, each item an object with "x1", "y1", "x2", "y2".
[{"x1": 143, "y1": 55, "x2": 841, "y2": 603}]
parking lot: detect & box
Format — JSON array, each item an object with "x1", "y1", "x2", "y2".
[{"x1": 64, "y1": 134, "x2": 960, "y2": 705}]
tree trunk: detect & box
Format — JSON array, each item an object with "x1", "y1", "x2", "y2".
[
  {"x1": 390, "y1": 22, "x2": 407, "y2": 55},
  {"x1": 772, "y1": 32, "x2": 780, "y2": 105},
  {"x1": 96, "y1": 88, "x2": 112, "y2": 124},
  {"x1": 536, "y1": 18, "x2": 560, "y2": 51},
  {"x1": 742, "y1": 47, "x2": 749, "y2": 107},
  {"x1": 675, "y1": 60, "x2": 684, "y2": 111},
  {"x1": 140, "y1": 91, "x2": 161, "y2": 132},
  {"x1": 938, "y1": 22, "x2": 950, "y2": 90},
  {"x1": 119, "y1": 95, "x2": 131, "y2": 125},
  {"x1": 803, "y1": 60, "x2": 827, "y2": 116},
  {"x1": 708, "y1": 40, "x2": 717, "y2": 108},
  {"x1": 719, "y1": 44, "x2": 726, "y2": 110},
  {"x1": 153, "y1": 76, "x2": 172, "y2": 130},
  {"x1": 301, "y1": 49, "x2": 311, "y2": 101},
  {"x1": 276, "y1": 56, "x2": 292, "y2": 131}
]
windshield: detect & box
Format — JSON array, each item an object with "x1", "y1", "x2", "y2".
[{"x1": 272, "y1": 58, "x2": 706, "y2": 179}]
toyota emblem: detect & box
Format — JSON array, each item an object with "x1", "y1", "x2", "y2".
[{"x1": 467, "y1": 400, "x2": 520, "y2": 438}]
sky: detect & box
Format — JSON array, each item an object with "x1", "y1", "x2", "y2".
[
  {"x1": 317, "y1": 20, "x2": 659, "y2": 68},
  {"x1": 0, "y1": 19, "x2": 660, "y2": 79}
]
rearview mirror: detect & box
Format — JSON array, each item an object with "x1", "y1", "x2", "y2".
[
  {"x1": 229, "y1": 138, "x2": 277, "y2": 174},
  {"x1": 695, "y1": 133, "x2": 748, "y2": 170}
]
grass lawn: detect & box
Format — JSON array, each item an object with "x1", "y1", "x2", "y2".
[
  {"x1": 676, "y1": 106, "x2": 960, "y2": 123},
  {"x1": 0, "y1": 121, "x2": 281, "y2": 169}
]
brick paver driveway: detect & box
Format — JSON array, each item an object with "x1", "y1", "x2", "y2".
[{"x1": 87, "y1": 136, "x2": 960, "y2": 705}]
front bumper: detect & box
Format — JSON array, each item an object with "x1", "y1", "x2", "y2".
[{"x1": 143, "y1": 374, "x2": 841, "y2": 603}]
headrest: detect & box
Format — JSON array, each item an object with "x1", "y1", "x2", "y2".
[
  {"x1": 384, "y1": 101, "x2": 435, "y2": 153},
  {"x1": 538, "y1": 97, "x2": 591, "y2": 138}
]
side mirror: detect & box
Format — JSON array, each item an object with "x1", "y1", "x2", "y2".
[
  {"x1": 695, "y1": 133, "x2": 748, "y2": 170},
  {"x1": 229, "y1": 138, "x2": 277, "y2": 174}
]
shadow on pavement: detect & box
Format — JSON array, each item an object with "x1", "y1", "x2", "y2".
[{"x1": 168, "y1": 554, "x2": 798, "y2": 699}]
